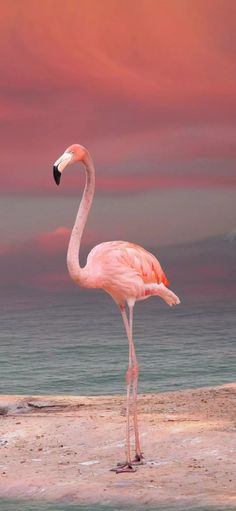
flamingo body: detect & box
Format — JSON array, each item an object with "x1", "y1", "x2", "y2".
[
  {"x1": 53, "y1": 144, "x2": 180, "y2": 473},
  {"x1": 85, "y1": 240, "x2": 179, "y2": 307}
]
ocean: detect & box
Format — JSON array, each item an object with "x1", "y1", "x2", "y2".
[
  {"x1": 1, "y1": 501, "x2": 236, "y2": 511},
  {"x1": 0, "y1": 501, "x2": 235, "y2": 511},
  {"x1": 0, "y1": 289, "x2": 235, "y2": 396}
]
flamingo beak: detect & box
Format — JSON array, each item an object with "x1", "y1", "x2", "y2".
[
  {"x1": 53, "y1": 165, "x2": 61, "y2": 185},
  {"x1": 53, "y1": 152, "x2": 72, "y2": 185}
]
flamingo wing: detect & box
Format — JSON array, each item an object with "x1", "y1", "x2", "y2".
[
  {"x1": 116, "y1": 242, "x2": 169, "y2": 287},
  {"x1": 86, "y1": 241, "x2": 169, "y2": 302}
]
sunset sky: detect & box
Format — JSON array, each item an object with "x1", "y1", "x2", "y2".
[{"x1": 1, "y1": 0, "x2": 235, "y2": 296}]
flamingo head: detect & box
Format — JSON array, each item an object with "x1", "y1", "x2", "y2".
[{"x1": 53, "y1": 144, "x2": 87, "y2": 185}]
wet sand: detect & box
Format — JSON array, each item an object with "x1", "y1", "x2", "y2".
[{"x1": 0, "y1": 383, "x2": 235, "y2": 507}]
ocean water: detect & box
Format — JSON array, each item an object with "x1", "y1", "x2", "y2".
[
  {"x1": 0, "y1": 502, "x2": 235, "y2": 511},
  {"x1": 0, "y1": 289, "x2": 235, "y2": 396}
]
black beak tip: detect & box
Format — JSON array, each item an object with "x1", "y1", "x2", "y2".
[{"x1": 53, "y1": 165, "x2": 61, "y2": 185}]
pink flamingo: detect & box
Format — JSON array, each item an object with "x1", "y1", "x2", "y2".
[{"x1": 53, "y1": 144, "x2": 180, "y2": 473}]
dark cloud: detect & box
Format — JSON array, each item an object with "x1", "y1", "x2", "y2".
[{"x1": 0, "y1": 228, "x2": 235, "y2": 305}]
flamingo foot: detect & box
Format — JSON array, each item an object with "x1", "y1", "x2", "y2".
[
  {"x1": 115, "y1": 453, "x2": 145, "y2": 467},
  {"x1": 132, "y1": 453, "x2": 146, "y2": 465},
  {"x1": 110, "y1": 462, "x2": 137, "y2": 473}
]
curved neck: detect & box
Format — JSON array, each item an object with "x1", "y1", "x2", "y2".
[{"x1": 67, "y1": 151, "x2": 95, "y2": 285}]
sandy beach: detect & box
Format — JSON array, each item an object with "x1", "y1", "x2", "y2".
[{"x1": 0, "y1": 383, "x2": 235, "y2": 508}]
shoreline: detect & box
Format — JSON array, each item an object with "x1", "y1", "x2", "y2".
[{"x1": 0, "y1": 383, "x2": 236, "y2": 507}]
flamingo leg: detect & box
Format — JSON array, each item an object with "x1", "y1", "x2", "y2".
[
  {"x1": 111, "y1": 304, "x2": 137, "y2": 473},
  {"x1": 128, "y1": 304, "x2": 144, "y2": 464},
  {"x1": 112, "y1": 304, "x2": 144, "y2": 472}
]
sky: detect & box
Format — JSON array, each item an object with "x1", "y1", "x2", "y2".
[{"x1": 1, "y1": 0, "x2": 236, "y2": 298}]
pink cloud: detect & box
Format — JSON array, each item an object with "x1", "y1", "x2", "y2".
[
  {"x1": 0, "y1": 227, "x2": 71, "y2": 292},
  {"x1": 0, "y1": 227, "x2": 70, "y2": 256},
  {"x1": 0, "y1": 225, "x2": 106, "y2": 292},
  {"x1": 34, "y1": 227, "x2": 71, "y2": 254}
]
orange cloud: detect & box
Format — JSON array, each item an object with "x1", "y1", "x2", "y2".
[{"x1": 2, "y1": 0, "x2": 236, "y2": 97}]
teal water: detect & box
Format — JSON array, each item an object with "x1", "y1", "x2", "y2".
[
  {"x1": 0, "y1": 291, "x2": 235, "y2": 396},
  {"x1": 0, "y1": 501, "x2": 235, "y2": 511}
]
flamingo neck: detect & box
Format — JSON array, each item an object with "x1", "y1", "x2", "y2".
[{"x1": 67, "y1": 151, "x2": 95, "y2": 286}]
